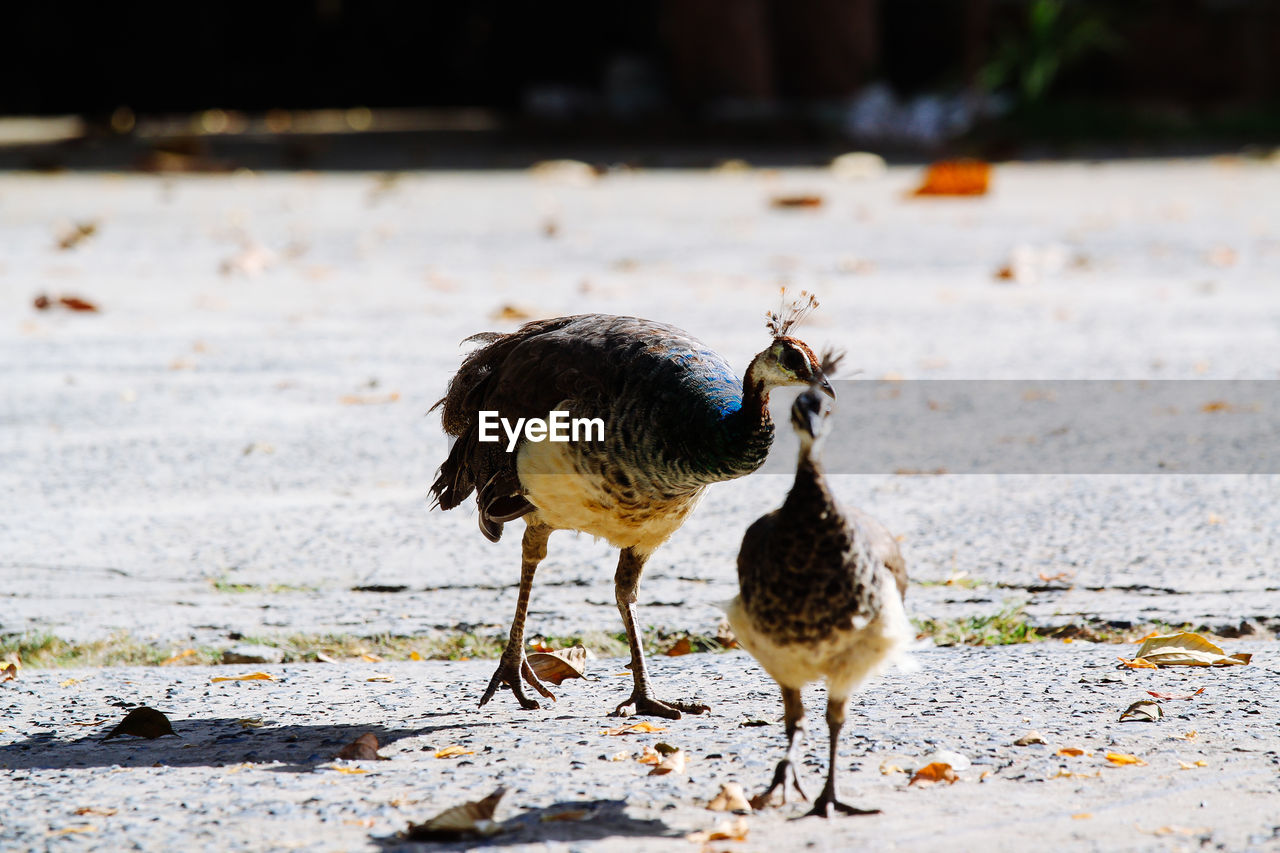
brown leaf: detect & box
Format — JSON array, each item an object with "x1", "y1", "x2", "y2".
[
  {"x1": 58, "y1": 296, "x2": 100, "y2": 312},
  {"x1": 527, "y1": 645, "x2": 588, "y2": 685},
  {"x1": 1104, "y1": 752, "x2": 1146, "y2": 766},
  {"x1": 210, "y1": 672, "x2": 276, "y2": 682},
  {"x1": 687, "y1": 817, "x2": 750, "y2": 843},
  {"x1": 73, "y1": 807, "x2": 117, "y2": 817},
  {"x1": 1013, "y1": 731, "x2": 1047, "y2": 746},
  {"x1": 648, "y1": 744, "x2": 686, "y2": 776},
  {"x1": 102, "y1": 707, "x2": 177, "y2": 741},
  {"x1": 1057, "y1": 747, "x2": 1088, "y2": 757},
  {"x1": 1119, "y1": 700, "x2": 1163, "y2": 722},
  {"x1": 707, "y1": 783, "x2": 752, "y2": 813},
  {"x1": 663, "y1": 637, "x2": 693, "y2": 657},
  {"x1": 405, "y1": 787, "x2": 505, "y2": 841},
  {"x1": 339, "y1": 392, "x2": 400, "y2": 406},
  {"x1": 336, "y1": 732, "x2": 387, "y2": 761},
  {"x1": 908, "y1": 762, "x2": 957, "y2": 786},
  {"x1": 1116, "y1": 656, "x2": 1158, "y2": 669},
  {"x1": 770, "y1": 194, "x2": 824, "y2": 209},
  {"x1": 912, "y1": 160, "x2": 991, "y2": 196},
  {"x1": 601, "y1": 722, "x2": 666, "y2": 736},
  {"x1": 2, "y1": 662, "x2": 17, "y2": 681},
  {"x1": 160, "y1": 649, "x2": 196, "y2": 666},
  {"x1": 1132, "y1": 632, "x2": 1251, "y2": 667},
  {"x1": 56, "y1": 221, "x2": 98, "y2": 251},
  {"x1": 491, "y1": 304, "x2": 537, "y2": 322},
  {"x1": 434, "y1": 744, "x2": 476, "y2": 759}
]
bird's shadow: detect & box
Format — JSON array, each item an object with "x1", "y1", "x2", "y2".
[
  {"x1": 371, "y1": 798, "x2": 678, "y2": 850},
  {"x1": 0, "y1": 713, "x2": 479, "y2": 772}
]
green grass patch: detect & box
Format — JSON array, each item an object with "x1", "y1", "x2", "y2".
[
  {"x1": 913, "y1": 605, "x2": 1043, "y2": 646},
  {"x1": 0, "y1": 626, "x2": 736, "y2": 669}
]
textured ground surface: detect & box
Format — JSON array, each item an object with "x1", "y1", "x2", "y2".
[
  {"x1": 2, "y1": 162, "x2": 1278, "y2": 850},
  {"x1": 3, "y1": 646, "x2": 1278, "y2": 852}
]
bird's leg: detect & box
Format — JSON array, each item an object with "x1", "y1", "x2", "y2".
[
  {"x1": 753, "y1": 685, "x2": 809, "y2": 808},
  {"x1": 479, "y1": 524, "x2": 555, "y2": 710},
  {"x1": 611, "y1": 547, "x2": 710, "y2": 719},
  {"x1": 806, "y1": 696, "x2": 879, "y2": 818}
]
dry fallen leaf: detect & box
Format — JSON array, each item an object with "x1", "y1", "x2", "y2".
[
  {"x1": 1117, "y1": 657, "x2": 1158, "y2": 669},
  {"x1": 1178, "y1": 760, "x2": 1208, "y2": 770},
  {"x1": 687, "y1": 817, "x2": 750, "y2": 843},
  {"x1": 160, "y1": 649, "x2": 196, "y2": 666},
  {"x1": 405, "y1": 787, "x2": 505, "y2": 841},
  {"x1": 337, "y1": 733, "x2": 388, "y2": 761},
  {"x1": 34, "y1": 293, "x2": 101, "y2": 312},
  {"x1": 491, "y1": 304, "x2": 537, "y2": 322},
  {"x1": 58, "y1": 678, "x2": 80, "y2": 687},
  {"x1": 1132, "y1": 632, "x2": 1251, "y2": 667},
  {"x1": 648, "y1": 743, "x2": 686, "y2": 776},
  {"x1": 360, "y1": 653, "x2": 383, "y2": 663},
  {"x1": 602, "y1": 722, "x2": 665, "y2": 736},
  {"x1": 211, "y1": 672, "x2": 275, "y2": 682},
  {"x1": 1013, "y1": 731, "x2": 1047, "y2": 746},
  {"x1": 102, "y1": 707, "x2": 177, "y2": 741},
  {"x1": 327, "y1": 765, "x2": 369, "y2": 775},
  {"x1": 48, "y1": 826, "x2": 96, "y2": 837},
  {"x1": 73, "y1": 807, "x2": 117, "y2": 817},
  {"x1": 2, "y1": 662, "x2": 17, "y2": 681},
  {"x1": 339, "y1": 392, "x2": 400, "y2": 406},
  {"x1": 1174, "y1": 730, "x2": 1198, "y2": 741},
  {"x1": 527, "y1": 645, "x2": 588, "y2": 685},
  {"x1": 237, "y1": 718, "x2": 265, "y2": 729},
  {"x1": 409, "y1": 651, "x2": 423, "y2": 661},
  {"x1": 1105, "y1": 752, "x2": 1147, "y2": 766},
  {"x1": 608, "y1": 750, "x2": 630, "y2": 762},
  {"x1": 56, "y1": 221, "x2": 98, "y2": 251},
  {"x1": 366, "y1": 674, "x2": 395, "y2": 683},
  {"x1": 1147, "y1": 687, "x2": 1206, "y2": 701},
  {"x1": 663, "y1": 637, "x2": 693, "y2": 657},
  {"x1": 1119, "y1": 700, "x2": 1164, "y2": 723},
  {"x1": 1072, "y1": 813, "x2": 1093, "y2": 820},
  {"x1": 1037, "y1": 571, "x2": 1074, "y2": 583},
  {"x1": 707, "y1": 783, "x2": 752, "y2": 813},
  {"x1": 1057, "y1": 747, "x2": 1089, "y2": 757},
  {"x1": 913, "y1": 160, "x2": 991, "y2": 196},
  {"x1": 434, "y1": 745, "x2": 476, "y2": 759},
  {"x1": 908, "y1": 762, "x2": 958, "y2": 787},
  {"x1": 770, "y1": 194, "x2": 824, "y2": 209}
]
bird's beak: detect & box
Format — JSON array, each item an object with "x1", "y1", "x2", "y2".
[
  {"x1": 814, "y1": 370, "x2": 835, "y2": 399},
  {"x1": 799, "y1": 404, "x2": 825, "y2": 438}
]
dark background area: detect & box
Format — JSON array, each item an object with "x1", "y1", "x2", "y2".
[{"x1": 3, "y1": 0, "x2": 1279, "y2": 168}]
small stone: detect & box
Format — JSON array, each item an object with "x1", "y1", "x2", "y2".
[
  {"x1": 222, "y1": 645, "x2": 284, "y2": 665},
  {"x1": 1013, "y1": 731, "x2": 1047, "y2": 746}
]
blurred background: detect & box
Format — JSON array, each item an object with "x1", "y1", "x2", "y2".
[{"x1": 3, "y1": 0, "x2": 1279, "y2": 170}]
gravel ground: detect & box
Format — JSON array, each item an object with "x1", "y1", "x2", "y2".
[
  {"x1": 3, "y1": 162, "x2": 1278, "y2": 648},
  {"x1": 4, "y1": 645, "x2": 1278, "y2": 852},
  {"x1": 2, "y1": 161, "x2": 1279, "y2": 850}
]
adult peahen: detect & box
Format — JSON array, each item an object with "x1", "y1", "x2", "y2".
[
  {"x1": 430, "y1": 299, "x2": 830, "y2": 719},
  {"x1": 726, "y1": 352, "x2": 912, "y2": 816}
]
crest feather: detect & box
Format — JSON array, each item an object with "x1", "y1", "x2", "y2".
[
  {"x1": 819, "y1": 348, "x2": 845, "y2": 377},
  {"x1": 765, "y1": 289, "x2": 819, "y2": 338}
]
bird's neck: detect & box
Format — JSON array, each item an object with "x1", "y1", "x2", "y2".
[{"x1": 782, "y1": 447, "x2": 835, "y2": 518}]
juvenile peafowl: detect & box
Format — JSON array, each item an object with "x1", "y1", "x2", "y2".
[
  {"x1": 430, "y1": 298, "x2": 830, "y2": 719},
  {"x1": 726, "y1": 352, "x2": 912, "y2": 816}
]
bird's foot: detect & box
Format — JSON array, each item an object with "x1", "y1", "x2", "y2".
[
  {"x1": 478, "y1": 652, "x2": 556, "y2": 710},
  {"x1": 612, "y1": 691, "x2": 709, "y2": 720},
  {"x1": 750, "y1": 758, "x2": 809, "y2": 809},
  {"x1": 803, "y1": 790, "x2": 879, "y2": 819}
]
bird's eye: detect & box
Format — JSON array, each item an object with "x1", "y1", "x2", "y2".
[{"x1": 781, "y1": 346, "x2": 807, "y2": 373}]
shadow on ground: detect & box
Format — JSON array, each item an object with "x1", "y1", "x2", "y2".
[
  {"x1": 372, "y1": 798, "x2": 678, "y2": 850},
  {"x1": 0, "y1": 714, "x2": 488, "y2": 771}
]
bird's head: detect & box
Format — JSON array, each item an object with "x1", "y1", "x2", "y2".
[
  {"x1": 789, "y1": 349, "x2": 843, "y2": 446},
  {"x1": 749, "y1": 291, "x2": 834, "y2": 398}
]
